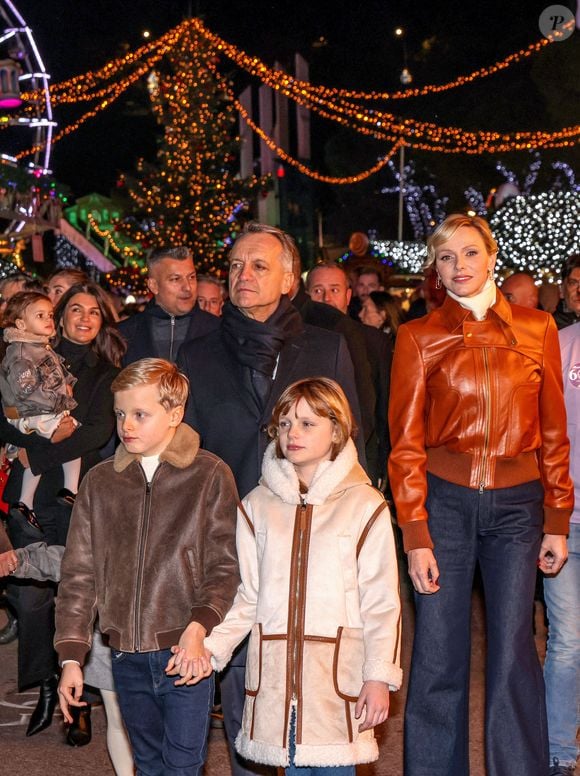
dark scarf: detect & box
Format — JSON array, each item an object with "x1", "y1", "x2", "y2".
[
  {"x1": 222, "y1": 296, "x2": 304, "y2": 375},
  {"x1": 222, "y1": 297, "x2": 304, "y2": 409}
]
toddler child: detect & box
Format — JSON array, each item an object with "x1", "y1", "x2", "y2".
[{"x1": 0, "y1": 291, "x2": 81, "y2": 530}]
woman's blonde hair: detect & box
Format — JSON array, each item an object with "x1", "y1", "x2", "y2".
[
  {"x1": 268, "y1": 377, "x2": 356, "y2": 460},
  {"x1": 425, "y1": 213, "x2": 498, "y2": 269},
  {"x1": 111, "y1": 358, "x2": 189, "y2": 410}
]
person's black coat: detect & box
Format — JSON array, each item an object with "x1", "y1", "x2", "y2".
[
  {"x1": 360, "y1": 324, "x2": 392, "y2": 488},
  {"x1": 118, "y1": 299, "x2": 219, "y2": 365},
  {"x1": 552, "y1": 299, "x2": 580, "y2": 330},
  {"x1": 178, "y1": 319, "x2": 364, "y2": 499}
]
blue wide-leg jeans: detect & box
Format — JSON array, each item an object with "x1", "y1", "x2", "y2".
[
  {"x1": 404, "y1": 474, "x2": 548, "y2": 776},
  {"x1": 111, "y1": 648, "x2": 214, "y2": 776}
]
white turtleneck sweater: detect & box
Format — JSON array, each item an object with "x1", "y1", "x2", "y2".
[{"x1": 447, "y1": 278, "x2": 497, "y2": 321}]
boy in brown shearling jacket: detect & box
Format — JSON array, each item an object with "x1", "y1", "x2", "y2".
[{"x1": 54, "y1": 358, "x2": 240, "y2": 774}]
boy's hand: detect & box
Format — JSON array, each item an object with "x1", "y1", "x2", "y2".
[
  {"x1": 0, "y1": 550, "x2": 18, "y2": 576},
  {"x1": 354, "y1": 680, "x2": 390, "y2": 733},
  {"x1": 57, "y1": 663, "x2": 87, "y2": 724},
  {"x1": 165, "y1": 622, "x2": 212, "y2": 686}
]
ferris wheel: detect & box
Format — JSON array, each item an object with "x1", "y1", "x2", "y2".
[{"x1": 0, "y1": 0, "x2": 54, "y2": 173}]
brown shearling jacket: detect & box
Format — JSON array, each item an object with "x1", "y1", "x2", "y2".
[
  {"x1": 55, "y1": 423, "x2": 240, "y2": 665},
  {"x1": 389, "y1": 292, "x2": 573, "y2": 552}
]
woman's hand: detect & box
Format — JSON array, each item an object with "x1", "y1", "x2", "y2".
[
  {"x1": 538, "y1": 534, "x2": 568, "y2": 575},
  {"x1": 355, "y1": 680, "x2": 390, "y2": 732},
  {"x1": 50, "y1": 416, "x2": 76, "y2": 444},
  {"x1": 0, "y1": 550, "x2": 18, "y2": 576},
  {"x1": 408, "y1": 548, "x2": 440, "y2": 594}
]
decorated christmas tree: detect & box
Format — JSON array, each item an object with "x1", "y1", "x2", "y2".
[{"x1": 118, "y1": 22, "x2": 268, "y2": 274}]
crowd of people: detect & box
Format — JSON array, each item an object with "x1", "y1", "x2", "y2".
[{"x1": 0, "y1": 215, "x2": 576, "y2": 776}]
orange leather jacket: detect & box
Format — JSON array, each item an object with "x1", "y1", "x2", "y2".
[{"x1": 388, "y1": 292, "x2": 573, "y2": 552}]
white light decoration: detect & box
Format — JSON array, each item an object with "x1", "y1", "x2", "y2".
[
  {"x1": 370, "y1": 239, "x2": 427, "y2": 274},
  {"x1": 490, "y1": 191, "x2": 580, "y2": 279}
]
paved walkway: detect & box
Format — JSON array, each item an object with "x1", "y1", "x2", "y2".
[{"x1": 0, "y1": 580, "x2": 573, "y2": 775}]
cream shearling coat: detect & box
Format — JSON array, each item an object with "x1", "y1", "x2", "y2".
[{"x1": 205, "y1": 438, "x2": 402, "y2": 768}]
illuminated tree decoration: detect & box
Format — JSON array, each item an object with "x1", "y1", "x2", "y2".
[
  {"x1": 491, "y1": 191, "x2": 580, "y2": 277},
  {"x1": 117, "y1": 24, "x2": 269, "y2": 273},
  {"x1": 102, "y1": 265, "x2": 149, "y2": 299}
]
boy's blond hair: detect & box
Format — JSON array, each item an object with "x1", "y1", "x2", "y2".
[{"x1": 111, "y1": 358, "x2": 189, "y2": 410}]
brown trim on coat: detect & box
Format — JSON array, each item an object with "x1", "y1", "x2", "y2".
[
  {"x1": 303, "y1": 634, "x2": 336, "y2": 643},
  {"x1": 283, "y1": 503, "x2": 303, "y2": 747},
  {"x1": 332, "y1": 626, "x2": 359, "y2": 703},
  {"x1": 295, "y1": 504, "x2": 313, "y2": 746},
  {"x1": 356, "y1": 501, "x2": 387, "y2": 558},
  {"x1": 262, "y1": 633, "x2": 287, "y2": 641},
  {"x1": 239, "y1": 503, "x2": 255, "y2": 536},
  {"x1": 345, "y1": 700, "x2": 353, "y2": 743}
]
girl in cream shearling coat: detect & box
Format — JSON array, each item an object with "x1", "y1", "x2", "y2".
[{"x1": 205, "y1": 378, "x2": 402, "y2": 772}]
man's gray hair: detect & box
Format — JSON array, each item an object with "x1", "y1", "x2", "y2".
[
  {"x1": 232, "y1": 223, "x2": 298, "y2": 273},
  {"x1": 146, "y1": 246, "x2": 193, "y2": 274},
  {"x1": 197, "y1": 274, "x2": 227, "y2": 299}
]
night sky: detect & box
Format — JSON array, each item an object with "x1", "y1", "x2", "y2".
[{"x1": 8, "y1": 0, "x2": 580, "y2": 238}]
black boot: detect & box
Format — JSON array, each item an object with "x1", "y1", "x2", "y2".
[
  {"x1": 0, "y1": 608, "x2": 18, "y2": 645},
  {"x1": 26, "y1": 672, "x2": 59, "y2": 736},
  {"x1": 66, "y1": 704, "x2": 91, "y2": 747}
]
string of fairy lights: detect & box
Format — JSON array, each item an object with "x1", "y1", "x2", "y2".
[{"x1": 13, "y1": 16, "x2": 579, "y2": 174}]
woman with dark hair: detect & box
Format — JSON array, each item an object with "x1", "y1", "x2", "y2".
[
  {"x1": 388, "y1": 214, "x2": 572, "y2": 776},
  {"x1": 46, "y1": 269, "x2": 89, "y2": 307},
  {"x1": 0, "y1": 282, "x2": 125, "y2": 743},
  {"x1": 358, "y1": 290, "x2": 401, "y2": 341}
]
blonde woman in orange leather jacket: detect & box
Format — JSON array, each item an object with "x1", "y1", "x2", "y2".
[{"x1": 388, "y1": 214, "x2": 573, "y2": 776}]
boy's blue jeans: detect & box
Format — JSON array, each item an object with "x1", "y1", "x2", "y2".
[
  {"x1": 544, "y1": 522, "x2": 580, "y2": 769},
  {"x1": 111, "y1": 648, "x2": 214, "y2": 776}
]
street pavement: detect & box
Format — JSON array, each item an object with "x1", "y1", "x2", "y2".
[{"x1": 0, "y1": 576, "x2": 573, "y2": 775}]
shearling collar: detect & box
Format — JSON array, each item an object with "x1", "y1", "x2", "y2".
[
  {"x1": 3, "y1": 327, "x2": 51, "y2": 345},
  {"x1": 260, "y1": 437, "x2": 368, "y2": 505},
  {"x1": 113, "y1": 422, "x2": 200, "y2": 473}
]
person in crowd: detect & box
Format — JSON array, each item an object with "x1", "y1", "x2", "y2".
[
  {"x1": 201, "y1": 377, "x2": 402, "y2": 775},
  {"x1": 554, "y1": 253, "x2": 580, "y2": 329},
  {"x1": 500, "y1": 271, "x2": 539, "y2": 309},
  {"x1": 0, "y1": 275, "x2": 28, "y2": 320},
  {"x1": 539, "y1": 282, "x2": 560, "y2": 314},
  {"x1": 197, "y1": 274, "x2": 226, "y2": 317},
  {"x1": 544, "y1": 322, "x2": 580, "y2": 776},
  {"x1": 348, "y1": 266, "x2": 384, "y2": 321},
  {"x1": 388, "y1": 213, "x2": 572, "y2": 776},
  {"x1": 0, "y1": 292, "x2": 80, "y2": 524},
  {"x1": 178, "y1": 222, "x2": 363, "y2": 776},
  {"x1": 305, "y1": 261, "x2": 391, "y2": 489},
  {"x1": 352, "y1": 266, "x2": 384, "y2": 302},
  {"x1": 0, "y1": 282, "x2": 124, "y2": 742},
  {"x1": 118, "y1": 246, "x2": 218, "y2": 364},
  {"x1": 0, "y1": 538, "x2": 134, "y2": 775},
  {"x1": 46, "y1": 269, "x2": 89, "y2": 307},
  {"x1": 358, "y1": 290, "x2": 402, "y2": 342},
  {"x1": 55, "y1": 358, "x2": 240, "y2": 776}
]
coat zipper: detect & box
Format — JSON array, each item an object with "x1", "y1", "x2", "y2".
[
  {"x1": 169, "y1": 315, "x2": 176, "y2": 362},
  {"x1": 291, "y1": 498, "x2": 308, "y2": 700},
  {"x1": 479, "y1": 348, "x2": 491, "y2": 493},
  {"x1": 133, "y1": 477, "x2": 153, "y2": 652}
]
